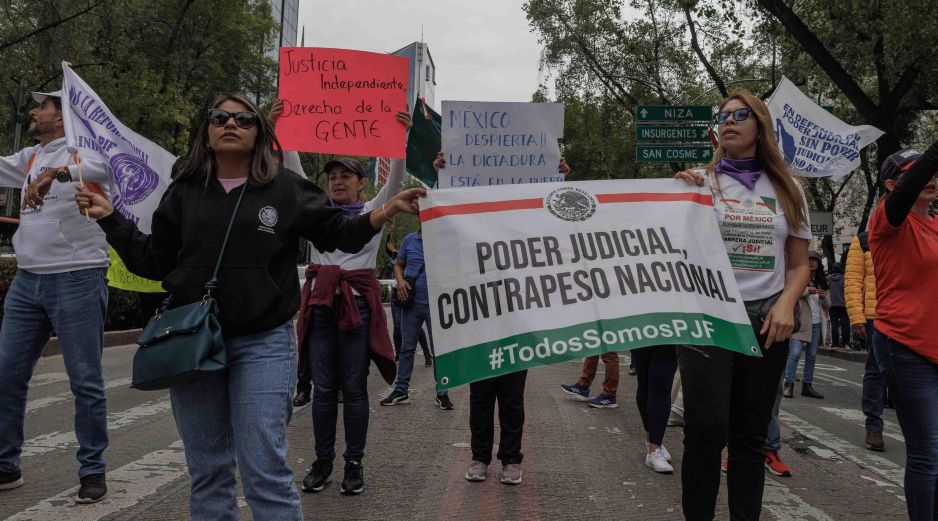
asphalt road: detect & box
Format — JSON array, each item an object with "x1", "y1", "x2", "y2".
[{"x1": 1, "y1": 331, "x2": 909, "y2": 520}]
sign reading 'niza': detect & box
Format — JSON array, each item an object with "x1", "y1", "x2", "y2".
[{"x1": 637, "y1": 105, "x2": 712, "y2": 122}]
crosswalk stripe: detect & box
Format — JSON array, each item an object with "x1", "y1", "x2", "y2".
[
  {"x1": 26, "y1": 378, "x2": 133, "y2": 414},
  {"x1": 819, "y1": 407, "x2": 905, "y2": 443},
  {"x1": 779, "y1": 409, "x2": 905, "y2": 488},
  {"x1": 22, "y1": 399, "x2": 171, "y2": 458},
  {"x1": 763, "y1": 478, "x2": 835, "y2": 521},
  {"x1": 7, "y1": 441, "x2": 187, "y2": 521},
  {"x1": 29, "y1": 372, "x2": 71, "y2": 388}
]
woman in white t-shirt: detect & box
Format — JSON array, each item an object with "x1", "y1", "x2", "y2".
[{"x1": 674, "y1": 90, "x2": 810, "y2": 521}]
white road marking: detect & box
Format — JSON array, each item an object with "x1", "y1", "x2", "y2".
[
  {"x1": 820, "y1": 407, "x2": 905, "y2": 443},
  {"x1": 22, "y1": 399, "x2": 172, "y2": 458},
  {"x1": 26, "y1": 378, "x2": 133, "y2": 414},
  {"x1": 779, "y1": 409, "x2": 905, "y2": 488},
  {"x1": 762, "y1": 478, "x2": 835, "y2": 521},
  {"x1": 29, "y1": 372, "x2": 70, "y2": 388},
  {"x1": 7, "y1": 441, "x2": 187, "y2": 521}
]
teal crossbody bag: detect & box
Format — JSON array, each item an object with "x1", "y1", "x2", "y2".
[{"x1": 131, "y1": 182, "x2": 248, "y2": 390}]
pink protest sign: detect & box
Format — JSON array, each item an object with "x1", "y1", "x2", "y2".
[{"x1": 277, "y1": 47, "x2": 409, "y2": 158}]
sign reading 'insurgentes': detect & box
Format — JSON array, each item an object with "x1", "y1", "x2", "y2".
[{"x1": 421, "y1": 180, "x2": 760, "y2": 389}]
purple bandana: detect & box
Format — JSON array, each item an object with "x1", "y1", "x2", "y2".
[
  {"x1": 716, "y1": 156, "x2": 762, "y2": 190},
  {"x1": 329, "y1": 198, "x2": 365, "y2": 217}
]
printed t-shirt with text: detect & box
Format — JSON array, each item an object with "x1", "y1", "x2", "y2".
[{"x1": 708, "y1": 172, "x2": 811, "y2": 302}]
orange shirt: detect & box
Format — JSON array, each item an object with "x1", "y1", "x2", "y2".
[{"x1": 869, "y1": 201, "x2": 938, "y2": 363}]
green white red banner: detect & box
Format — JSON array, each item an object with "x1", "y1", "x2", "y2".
[{"x1": 420, "y1": 179, "x2": 760, "y2": 389}]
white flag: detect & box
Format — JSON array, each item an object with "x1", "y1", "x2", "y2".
[
  {"x1": 767, "y1": 76, "x2": 882, "y2": 179},
  {"x1": 60, "y1": 61, "x2": 175, "y2": 233}
]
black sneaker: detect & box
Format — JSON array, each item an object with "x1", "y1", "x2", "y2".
[
  {"x1": 0, "y1": 469, "x2": 24, "y2": 491},
  {"x1": 302, "y1": 459, "x2": 333, "y2": 493},
  {"x1": 75, "y1": 473, "x2": 107, "y2": 504},
  {"x1": 379, "y1": 390, "x2": 409, "y2": 406},
  {"x1": 340, "y1": 460, "x2": 364, "y2": 495},
  {"x1": 435, "y1": 395, "x2": 454, "y2": 410}
]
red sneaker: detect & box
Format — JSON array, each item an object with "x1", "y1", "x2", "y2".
[
  {"x1": 764, "y1": 450, "x2": 792, "y2": 477},
  {"x1": 721, "y1": 457, "x2": 728, "y2": 474}
]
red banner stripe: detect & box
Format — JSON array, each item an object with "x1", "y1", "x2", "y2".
[
  {"x1": 420, "y1": 192, "x2": 712, "y2": 222},
  {"x1": 596, "y1": 192, "x2": 713, "y2": 205},
  {"x1": 421, "y1": 198, "x2": 544, "y2": 222}
]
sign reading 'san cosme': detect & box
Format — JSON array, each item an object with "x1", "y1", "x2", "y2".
[{"x1": 420, "y1": 180, "x2": 760, "y2": 389}]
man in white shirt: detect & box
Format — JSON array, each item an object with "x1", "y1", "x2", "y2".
[{"x1": 0, "y1": 91, "x2": 112, "y2": 504}]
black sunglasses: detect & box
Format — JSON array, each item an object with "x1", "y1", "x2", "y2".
[
  {"x1": 714, "y1": 108, "x2": 753, "y2": 125},
  {"x1": 207, "y1": 108, "x2": 258, "y2": 129}
]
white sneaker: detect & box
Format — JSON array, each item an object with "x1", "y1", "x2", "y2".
[
  {"x1": 646, "y1": 442, "x2": 672, "y2": 462},
  {"x1": 645, "y1": 448, "x2": 674, "y2": 474}
]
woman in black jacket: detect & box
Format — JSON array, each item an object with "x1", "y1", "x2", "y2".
[{"x1": 75, "y1": 92, "x2": 422, "y2": 521}]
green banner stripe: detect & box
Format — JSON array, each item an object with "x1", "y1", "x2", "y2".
[{"x1": 434, "y1": 312, "x2": 758, "y2": 389}]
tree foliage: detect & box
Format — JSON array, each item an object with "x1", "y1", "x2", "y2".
[
  {"x1": 0, "y1": 0, "x2": 278, "y2": 156},
  {"x1": 525, "y1": 0, "x2": 938, "y2": 257}
]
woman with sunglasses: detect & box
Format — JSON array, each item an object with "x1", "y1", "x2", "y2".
[
  {"x1": 268, "y1": 99, "x2": 409, "y2": 496},
  {"x1": 674, "y1": 90, "x2": 810, "y2": 521},
  {"x1": 869, "y1": 142, "x2": 938, "y2": 521},
  {"x1": 74, "y1": 92, "x2": 423, "y2": 520}
]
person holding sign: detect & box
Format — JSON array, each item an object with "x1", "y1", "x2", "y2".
[
  {"x1": 868, "y1": 142, "x2": 938, "y2": 521},
  {"x1": 674, "y1": 90, "x2": 810, "y2": 521},
  {"x1": 74, "y1": 92, "x2": 424, "y2": 520},
  {"x1": 270, "y1": 99, "x2": 411, "y2": 496},
  {"x1": 0, "y1": 90, "x2": 114, "y2": 503},
  {"x1": 431, "y1": 151, "x2": 571, "y2": 486}
]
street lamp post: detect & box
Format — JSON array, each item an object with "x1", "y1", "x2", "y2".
[{"x1": 10, "y1": 76, "x2": 26, "y2": 154}]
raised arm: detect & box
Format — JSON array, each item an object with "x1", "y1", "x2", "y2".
[
  {"x1": 76, "y1": 185, "x2": 182, "y2": 280},
  {"x1": 884, "y1": 140, "x2": 938, "y2": 227},
  {"x1": 0, "y1": 147, "x2": 33, "y2": 188}
]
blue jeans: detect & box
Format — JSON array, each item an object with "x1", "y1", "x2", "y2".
[
  {"x1": 765, "y1": 376, "x2": 784, "y2": 452},
  {"x1": 390, "y1": 291, "x2": 430, "y2": 360},
  {"x1": 862, "y1": 321, "x2": 887, "y2": 432},
  {"x1": 394, "y1": 303, "x2": 446, "y2": 396},
  {"x1": 878, "y1": 333, "x2": 938, "y2": 521},
  {"x1": 0, "y1": 268, "x2": 108, "y2": 478},
  {"x1": 785, "y1": 323, "x2": 821, "y2": 384},
  {"x1": 309, "y1": 296, "x2": 370, "y2": 463},
  {"x1": 170, "y1": 322, "x2": 302, "y2": 521}
]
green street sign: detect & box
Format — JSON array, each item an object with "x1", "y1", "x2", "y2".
[
  {"x1": 637, "y1": 145, "x2": 713, "y2": 163},
  {"x1": 636, "y1": 125, "x2": 710, "y2": 143},
  {"x1": 636, "y1": 105, "x2": 712, "y2": 122}
]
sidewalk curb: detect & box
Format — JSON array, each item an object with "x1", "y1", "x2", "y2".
[
  {"x1": 42, "y1": 328, "x2": 142, "y2": 357},
  {"x1": 818, "y1": 345, "x2": 867, "y2": 364}
]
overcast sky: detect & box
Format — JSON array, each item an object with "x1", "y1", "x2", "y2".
[{"x1": 296, "y1": 0, "x2": 546, "y2": 109}]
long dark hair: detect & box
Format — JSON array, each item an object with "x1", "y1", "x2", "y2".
[
  {"x1": 706, "y1": 89, "x2": 808, "y2": 232},
  {"x1": 176, "y1": 92, "x2": 282, "y2": 185},
  {"x1": 810, "y1": 258, "x2": 829, "y2": 290}
]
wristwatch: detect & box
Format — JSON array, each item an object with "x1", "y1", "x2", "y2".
[{"x1": 54, "y1": 167, "x2": 72, "y2": 183}]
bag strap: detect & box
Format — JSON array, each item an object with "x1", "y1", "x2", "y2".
[{"x1": 203, "y1": 181, "x2": 249, "y2": 295}]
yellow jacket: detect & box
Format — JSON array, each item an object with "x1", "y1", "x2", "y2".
[{"x1": 844, "y1": 233, "x2": 876, "y2": 325}]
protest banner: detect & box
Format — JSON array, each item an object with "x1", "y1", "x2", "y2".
[
  {"x1": 421, "y1": 180, "x2": 759, "y2": 389},
  {"x1": 61, "y1": 62, "x2": 172, "y2": 292},
  {"x1": 767, "y1": 76, "x2": 883, "y2": 179},
  {"x1": 440, "y1": 101, "x2": 564, "y2": 187},
  {"x1": 277, "y1": 47, "x2": 409, "y2": 158}
]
